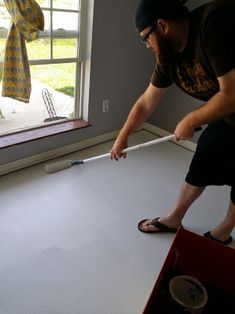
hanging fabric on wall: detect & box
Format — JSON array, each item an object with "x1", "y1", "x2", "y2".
[{"x1": 2, "y1": 0, "x2": 44, "y2": 103}]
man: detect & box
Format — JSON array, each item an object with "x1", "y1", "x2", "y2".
[{"x1": 110, "y1": 0, "x2": 235, "y2": 245}]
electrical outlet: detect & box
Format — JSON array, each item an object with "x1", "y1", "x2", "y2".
[{"x1": 102, "y1": 99, "x2": 109, "y2": 113}]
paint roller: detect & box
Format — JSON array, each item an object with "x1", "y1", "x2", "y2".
[{"x1": 44, "y1": 127, "x2": 202, "y2": 174}]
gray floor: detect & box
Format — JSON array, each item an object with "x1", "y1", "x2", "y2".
[{"x1": 0, "y1": 130, "x2": 234, "y2": 314}]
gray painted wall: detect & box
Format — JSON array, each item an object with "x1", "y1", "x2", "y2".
[
  {"x1": 87, "y1": 0, "x2": 155, "y2": 135},
  {"x1": 0, "y1": 0, "x2": 212, "y2": 165}
]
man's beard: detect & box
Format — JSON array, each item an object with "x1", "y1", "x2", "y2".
[{"x1": 155, "y1": 31, "x2": 176, "y2": 65}]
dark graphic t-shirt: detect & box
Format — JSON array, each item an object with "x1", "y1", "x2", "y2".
[{"x1": 151, "y1": 0, "x2": 235, "y2": 104}]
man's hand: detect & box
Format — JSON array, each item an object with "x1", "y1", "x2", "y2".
[
  {"x1": 110, "y1": 137, "x2": 128, "y2": 161},
  {"x1": 174, "y1": 117, "x2": 196, "y2": 140}
]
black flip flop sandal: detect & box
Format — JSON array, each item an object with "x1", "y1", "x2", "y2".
[
  {"x1": 204, "y1": 231, "x2": 233, "y2": 245},
  {"x1": 138, "y1": 217, "x2": 179, "y2": 234}
]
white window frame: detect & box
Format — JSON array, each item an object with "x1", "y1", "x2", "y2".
[{"x1": 0, "y1": 0, "x2": 90, "y2": 126}]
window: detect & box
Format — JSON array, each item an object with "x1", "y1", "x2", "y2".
[{"x1": 0, "y1": 0, "x2": 87, "y2": 135}]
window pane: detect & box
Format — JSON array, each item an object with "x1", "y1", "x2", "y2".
[
  {"x1": 53, "y1": 38, "x2": 77, "y2": 59},
  {"x1": 27, "y1": 38, "x2": 51, "y2": 60},
  {"x1": 53, "y1": 12, "x2": 78, "y2": 32},
  {"x1": 0, "y1": 63, "x2": 76, "y2": 134},
  {"x1": 31, "y1": 63, "x2": 76, "y2": 95},
  {"x1": 53, "y1": 12, "x2": 78, "y2": 59},
  {"x1": 27, "y1": 11, "x2": 50, "y2": 60},
  {"x1": 0, "y1": 4, "x2": 10, "y2": 62},
  {"x1": 0, "y1": 38, "x2": 5, "y2": 63},
  {"x1": 30, "y1": 63, "x2": 76, "y2": 123},
  {"x1": 36, "y1": 0, "x2": 50, "y2": 8},
  {"x1": 0, "y1": 5, "x2": 10, "y2": 29},
  {"x1": 53, "y1": 0, "x2": 79, "y2": 10}
]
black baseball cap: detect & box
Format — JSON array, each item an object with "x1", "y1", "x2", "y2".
[{"x1": 135, "y1": 0, "x2": 189, "y2": 33}]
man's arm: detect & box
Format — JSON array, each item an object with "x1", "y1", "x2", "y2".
[
  {"x1": 174, "y1": 68, "x2": 235, "y2": 140},
  {"x1": 110, "y1": 83, "x2": 168, "y2": 160}
]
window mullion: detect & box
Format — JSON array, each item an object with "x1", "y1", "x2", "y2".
[
  {"x1": 76, "y1": 0, "x2": 84, "y2": 118},
  {"x1": 50, "y1": 0, "x2": 53, "y2": 60}
]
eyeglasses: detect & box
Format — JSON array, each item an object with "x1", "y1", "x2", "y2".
[{"x1": 141, "y1": 25, "x2": 156, "y2": 46}]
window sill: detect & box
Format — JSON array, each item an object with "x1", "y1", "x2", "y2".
[{"x1": 0, "y1": 119, "x2": 90, "y2": 149}]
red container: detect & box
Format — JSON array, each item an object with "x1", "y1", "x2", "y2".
[{"x1": 142, "y1": 228, "x2": 235, "y2": 314}]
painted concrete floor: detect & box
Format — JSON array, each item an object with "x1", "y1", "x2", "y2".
[{"x1": 0, "y1": 130, "x2": 234, "y2": 314}]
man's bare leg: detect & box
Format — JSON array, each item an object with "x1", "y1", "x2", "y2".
[
  {"x1": 141, "y1": 182, "x2": 205, "y2": 232},
  {"x1": 209, "y1": 201, "x2": 235, "y2": 242}
]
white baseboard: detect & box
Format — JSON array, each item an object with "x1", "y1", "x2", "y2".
[
  {"x1": 0, "y1": 130, "x2": 119, "y2": 176},
  {"x1": 0, "y1": 124, "x2": 197, "y2": 176}
]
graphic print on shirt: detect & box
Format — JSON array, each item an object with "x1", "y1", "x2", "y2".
[{"x1": 175, "y1": 59, "x2": 218, "y2": 100}]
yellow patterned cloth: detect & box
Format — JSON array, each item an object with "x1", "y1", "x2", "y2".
[{"x1": 2, "y1": 0, "x2": 44, "y2": 102}]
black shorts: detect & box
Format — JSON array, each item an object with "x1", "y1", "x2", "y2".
[{"x1": 185, "y1": 120, "x2": 235, "y2": 203}]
